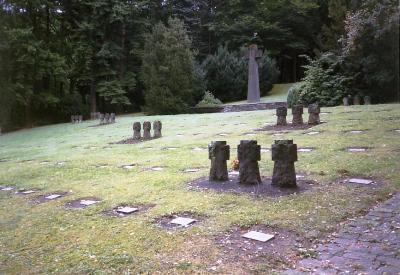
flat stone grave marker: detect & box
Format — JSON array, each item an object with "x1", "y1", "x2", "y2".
[
  {"x1": 347, "y1": 147, "x2": 369, "y2": 152},
  {"x1": 96, "y1": 164, "x2": 108, "y2": 169},
  {"x1": 170, "y1": 217, "x2": 196, "y2": 227},
  {"x1": 176, "y1": 134, "x2": 184, "y2": 137},
  {"x1": 185, "y1": 168, "x2": 201, "y2": 173},
  {"x1": 80, "y1": 199, "x2": 98, "y2": 206},
  {"x1": 45, "y1": 194, "x2": 62, "y2": 200},
  {"x1": 272, "y1": 132, "x2": 285, "y2": 136},
  {"x1": 298, "y1": 148, "x2": 314, "y2": 152},
  {"x1": 348, "y1": 130, "x2": 365, "y2": 134},
  {"x1": 394, "y1": 129, "x2": 400, "y2": 133},
  {"x1": 56, "y1": 161, "x2": 66, "y2": 166},
  {"x1": 244, "y1": 133, "x2": 257, "y2": 136},
  {"x1": 151, "y1": 166, "x2": 164, "y2": 171},
  {"x1": 296, "y1": 175, "x2": 305, "y2": 179},
  {"x1": 261, "y1": 148, "x2": 270, "y2": 153},
  {"x1": 116, "y1": 206, "x2": 138, "y2": 214},
  {"x1": 121, "y1": 164, "x2": 136, "y2": 170},
  {"x1": 18, "y1": 190, "x2": 36, "y2": 195},
  {"x1": 218, "y1": 133, "x2": 229, "y2": 136},
  {"x1": 192, "y1": 147, "x2": 206, "y2": 152},
  {"x1": 40, "y1": 161, "x2": 50, "y2": 165},
  {"x1": 306, "y1": 131, "x2": 320, "y2": 135},
  {"x1": 1, "y1": 186, "x2": 14, "y2": 191},
  {"x1": 242, "y1": 231, "x2": 275, "y2": 242},
  {"x1": 348, "y1": 178, "x2": 375, "y2": 185},
  {"x1": 229, "y1": 170, "x2": 239, "y2": 176},
  {"x1": 163, "y1": 147, "x2": 178, "y2": 151}
]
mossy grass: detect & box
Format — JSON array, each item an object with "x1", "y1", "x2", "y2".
[{"x1": 0, "y1": 104, "x2": 399, "y2": 273}]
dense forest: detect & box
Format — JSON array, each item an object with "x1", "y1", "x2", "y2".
[{"x1": 0, "y1": 0, "x2": 398, "y2": 131}]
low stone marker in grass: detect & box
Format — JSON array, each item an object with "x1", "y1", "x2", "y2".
[
  {"x1": 238, "y1": 140, "x2": 261, "y2": 184},
  {"x1": 343, "y1": 96, "x2": 350, "y2": 106},
  {"x1": 276, "y1": 107, "x2": 287, "y2": 126},
  {"x1": 353, "y1": 95, "x2": 361, "y2": 105},
  {"x1": 292, "y1": 105, "x2": 304, "y2": 125},
  {"x1": 208, "y1": 141, "x2": 230, "y2": 181},
  {"x1": 242, "y1": 231, "x2": 275, "y2": 242},
  {"x1": 170, "y1": 217, "x2": 197, "y2": 227},
  {"x1": 308, "y1": 104, "x2": 321, "y2": 125},
  {"x1": 153, "y1": 121, "x2": 162, "y2": 138},
  {"x1": 143, "y1": 121, "x2": 151, "y2": 139},
  {"x1": 71, "y1": 115, "x2": 83, "y2": 124},
  {"x1": 272, "y1": 140, "x2": 298, "y2": 188},
  {"x1": 110, "y1": 113, "x2": 116, "y2": 123},
  {"x1": 364, "y1": 96, "x2": 371, "y2": 105}
]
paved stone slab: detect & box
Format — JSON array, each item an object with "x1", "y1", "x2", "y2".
[
  {"x1": 192, "y1": 147, "x2": 207, "y2": 151},
  {"x1": 306, "y1": 131, "x2": 320, "y2": 135},
  {"x1": 151, "y1": 166, "x2": 164, "y2": 171},
  {"x1": 218, "y1": 133, "x2": 228, "y2": 136},
  {"x1": 349, "y1": 130, "x2": 364, "y2": 134},
  {"x1": 121, "y1": 164, "x2": 135, "y2": 170},
  {"x1": 116, "y1": 207, "x2": 138, "y2": 214},
  {"x1": 1, "y1": 187, "x2": 14, "y2": 191},
  {"x1": 285, "y1": 193, "x2": 400, "y2": 274},
  {"x1": 170, "y1": 217, "x2": 196, "y2": 227},
  {"x1": 20, "y1": 190, "x2": 36, "y2": 194},
  {"x1": 394, "y1": 129, "x2": 400, "y2": 133},
  {"x1": 45, "y1": 194, "x2": 62, "y2": 200},
  {"x1": 348, "y1": 178, "x2": 375, "y2": 185},
  {"x1": 242, "y1": 231, "x2": 275, "y2": 242},
  {"x1": 80, "y1": 199, "x2": 98, "y2": 206},
  {"x1": 185, "y1": 168, "x2": 201, "y2": 173},
  {"x1": 298, "y1": 148, "x2": 313, "y2": 152},
  {"x1": 347, "y1": 148, "x2": 368, "y2": 152}
]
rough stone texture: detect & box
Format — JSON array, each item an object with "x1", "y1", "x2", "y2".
[
  {"x1": 292, "y1": 105, "x2": 304, "y2": 125},
  {"x1": 353, "y1": 95, "x2": 361, "y2": 105},
  {"x1": 133, "y1": 122, "x2": 141, "y2": 140},
  {"x1": 208, "y1": 141, "x2": 230, "y2": 181},
  {"x1": 237, "y1": 140, "x2": 261, "y2": 184},
  {"x1": 308, "y1": 104, "x2": 321, "y2": 125},
  {"x1": 99, "y1": 113, "x2": 105, "y2": 125},
  {"x1": 276, "y1": 107, "x2": 288, "y2": 126},
  {"x1": 271, "y1": 140, "x2": 297, "y2": 188},
  {"x1": 245, "y1": 44, "x2": 263, "y2": 103},
  {"x1": 364, "y1": 96, "x2": 371, "y2": 105},
  {"x1": 71, "y1": 115, "x2": 75, "y2": 123},
  {"x1": 110, "y1": 113, "x2": 116, "y2": 123},
  {"x1": 153, "y1": 121, "x2": 162, "y2": 138},
  {"x1": 104, "y1": 113, "x2": 110, "y2": 124},
  {"x1": 284, "y1": 193, "x2": 400, "y2": 275},
  {"x1": 143, "y1": 121, "x2": 151, "y2": 139},
  {"x1": 78, "y1": 115, "x2": 83, "y2": 123},
  {"x1": 343, "y1": 97, "x2": 350, "y2": 106}
]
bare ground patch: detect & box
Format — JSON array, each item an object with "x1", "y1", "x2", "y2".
[
  {"x1": 113, "y1": 137, "x2": 161, "y2": 145},
  {"x1": 255, "y1": 123, "x2": 317, "y2": 132}
]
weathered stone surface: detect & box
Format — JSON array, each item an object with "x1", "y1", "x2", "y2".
[
  {"x1": 308, "y1": 104, "x2": 320, "y2": 125},
  {"x1": 292, "y1": 105, "x2": 304, "y2": 125},
  {"x1": 237, "y1": 140, "x2": 261, "y2": 184},
  {"x1": 245, "y1": 44, "x2": 263, "y2": 103},
  {"x1": 104, "y1": 113, "x2": 110, "y2": 124},
  {"x1": 353, "y1": 95, "x2": 361, "y2": 105},
  {"x1": 110, "y1": 113, "x2": 116, "y2": 123},
  {"x1": 271, "y1": 140, "x2": 297, "y2": 188},
  {"x1": 343, "y1": 97, "x2": 350, "y2": 106},
  {"x1": 242, "y1": 231, "x2": 275, "y2": 242},
  {"x1": 99, "y1": 113, "x2": 105, "y2": 125},
  {"x1": 133, "y1": 122, "x2": 141, "y2": 140},
  {"x1": 153, "y1": 121, "x2": 162, "y2": 138},
  {"x1": 208, "y1": 141, "x2": 230, "y2": 181},
  {"x1": 143, "y1": 121, "x2": 151, "y2": 139},
  {"x1": 276, "y1": 107, "x2": 288, "y2": 126},
  {"x1": 78, "y1": 115, "x2": 83, "y2": 123},
  {"x1": 364, "y1": 96, "x2": 371, "y2": 105},
  {"x1": 71, "y1": 115, "x2": 75, "y2": 123}
]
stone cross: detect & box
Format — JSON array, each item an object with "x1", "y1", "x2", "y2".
[
  {"x1": 271, "y1": 140, "x2": 297, "y2": 188},
  {"x1": 245, "y1": 44, "x2": 263, "y2": 103},
  {"x1": 143, "y1": 121, "x2": 151, "y2": 139},
  {"x1": 276, "y1": 107, "x2": 288, "y2": 126},
  {"x1": 237, "y1": 140, "x2": 261, "y2": 184},
  {"x1": 99, "y1": 114, "x2": 105, "y2": 125},
  {"x1": 104, "y1": 113, "x2": 110, "y2": 124},
  {"x1": 364, "y1": 96, "x2": 371, "y2": 105},
  {"x1": 110, "y1": 113, "x2": 116, "y2": 123},
  {"x1": 343, "y1": 97, "x2": 350, "y2": 106},
  {"x1": 208, "y1": 141, "x2": 230, "y2": 181},
  {"x1": 353, "y1": 95, "x2": 361, "y2": 105},
  {"x1": 308, "y1": 104, "x2": 320, "y2": 125},
  {"x1": 153, "y1": 121, "x2": 162, "y2": 138},
  {"x1": 292, "y1": 105, "x2": 304, "y2": 125},
  {"x1": 133, "y1": 122, "x2": 141, "y2": 140}
]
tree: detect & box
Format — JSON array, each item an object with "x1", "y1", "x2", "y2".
[{"x1": 141, "y1": 18, "x2": 201, "y2": 114}]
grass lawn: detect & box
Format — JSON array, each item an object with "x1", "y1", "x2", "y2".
[
  {"x1": 224, "y1": 83, "x2": 294, "y2": 105},
  {"x1": 0, "y1": 104, "x2": 399, "y2": 273}
]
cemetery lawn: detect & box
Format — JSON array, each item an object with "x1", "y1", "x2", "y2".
[
  {"x1": 1, "y1": 104, "x2": 400, "y2": 274},
  {"x1": 225, "y1": 83, "x2": 294, "y2": 105}
]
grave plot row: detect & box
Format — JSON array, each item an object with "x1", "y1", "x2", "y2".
[
  {"x1": 343, "y1": 95, "x2": 371, "y2": 106},
  {"x1": 133, "y1": 121, "x2": 162, "y2": 140}
]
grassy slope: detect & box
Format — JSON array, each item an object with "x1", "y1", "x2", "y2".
[
  {"x1": 0, "y1": 104, "x2": 399, "y2": 274},
  {"x1": 224, "y1": 83, "x2": 294, "y2": 105}
]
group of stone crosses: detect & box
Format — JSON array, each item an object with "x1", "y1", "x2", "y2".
[
  {"x1": 343, "y1": 95, "x2": 371, "y2": 106},
  {"x1": 70, "y1": 115, "x2": 83, "y2": 124},
  {"x1": 209, "y1": 139, "x2": 298, "y2": 188},
  {"x1": 276, "y1": 103, "x2": 321, "y2": 126},
  {"x1": 132, "y1": 121, "x2": 162, "y2": 140},
  {"x1": 99, "y1": 113, "x2": 116, "y2": 125}
]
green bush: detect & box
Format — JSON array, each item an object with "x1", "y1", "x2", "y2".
[
  {"x1": 196, "y1": 91, "x2": 223, "y2": 107},
  {"x1": 296, "y1": 53, "x2": 352, "y2": 106},
  {"x1": 141, "y1": 18, "x2": 200, "y2": 114},
  {"x1": 287, "y1": 83, "x2": 304, "y2": 107}
]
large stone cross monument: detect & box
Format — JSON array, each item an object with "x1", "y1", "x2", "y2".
[{"x1": 245, "y1": 44, "x2": 263, "y2": 103}]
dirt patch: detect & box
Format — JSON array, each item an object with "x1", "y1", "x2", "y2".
[
  {"x1": 188, "y1": 175, "x2": 316, "y2": 198},
  {"x1": 114, "y1": 137, "x2": 160, "y2": 145},
  {"x1": 154, "y1": 211, "x2": 206, "y2": 230},
  {"x1": 214, "y1": 224, "x2": 311, "y2": 270},
  {"x1": 31, "y1": 191, "x2": 69, "y2": 204},
  {"x1": 65, "y1": 196, "x2": 102, "y2": 209},
  {"x1": 103, "y1": 203, "x2": 156, "y2": 217},
  {"x1": 255, "y1": 123, "x2": 316, "y2": 132}
]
